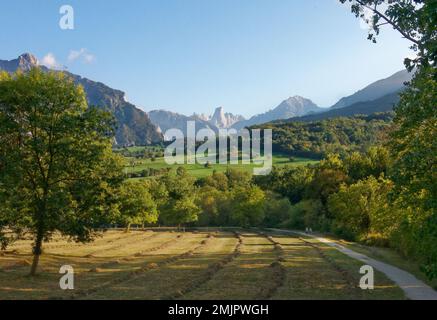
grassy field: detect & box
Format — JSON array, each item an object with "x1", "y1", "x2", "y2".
[
  {"x1": 0, "y1": 230, "x2": 405, "y2": 300},
  {"x1": 123, "y1": 154, "x2": 318, "y2": 178}
]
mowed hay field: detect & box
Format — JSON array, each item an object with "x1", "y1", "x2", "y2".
[{"x1": 0, "y1": 230, "x2": 405, "y2": 300}]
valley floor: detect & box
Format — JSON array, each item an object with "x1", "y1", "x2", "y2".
[{"x1": 0, "y1": 230, "x2": 405, "y2": 300}]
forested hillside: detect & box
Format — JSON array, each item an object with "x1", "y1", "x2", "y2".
[{"x1": 253, "y1": 113, "x2": 393, "y2": 159}]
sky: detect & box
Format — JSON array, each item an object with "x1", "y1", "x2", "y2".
[{"x1": 0, "y1": 0, "x2": 412, "y2": 117}]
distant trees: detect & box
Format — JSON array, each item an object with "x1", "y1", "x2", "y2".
[
  {"x1": 0, "y1": 70, "x2": 124, "y2": 275},
  {"x1": 253, "y1": 113, "x2": 393, "y2": 159}
]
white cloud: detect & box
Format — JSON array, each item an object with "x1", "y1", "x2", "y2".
[
  {"x1": 68, "y1": 48, "x2": 95, "y2": 64},
  {"x1": 41, "y1": 53, "x2": 60, "y2": 69}
]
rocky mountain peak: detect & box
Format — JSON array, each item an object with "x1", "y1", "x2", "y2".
[
  {"x1": 209, "y1": 106, "x2": 244, "y2": 128},
  {"x1": 18, "y1": 53, "x2": 39, "y2": 66}
]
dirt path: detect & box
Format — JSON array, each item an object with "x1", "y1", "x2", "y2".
[{"x1": 270, "y1": 229, "x2": 437, "y2": 300}]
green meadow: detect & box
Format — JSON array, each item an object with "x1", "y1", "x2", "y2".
[{"x1": 120, "y1": 147, "x2": 318, "y2": 178}]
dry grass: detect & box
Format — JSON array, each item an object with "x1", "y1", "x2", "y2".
[{"x1": 0, "y1": 230, "x2": 405, "y2": 300}]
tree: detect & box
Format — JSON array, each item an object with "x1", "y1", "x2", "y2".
[
  {"x1": 344, "y1": 146, "x2": 390, "y2": 182},
  {"x1": 158, "y1": 171, "x2": 200, "y2": 227},
  {"x1": 328, "y1": 176, "x2": 397, "y2": 240},
  {"x1": 255, "y1": 166, "x2": 313, "y2": 204},
  {"x1": 160, "y1": 196, "x2": 200, "y2": 227},
  {"x1": 391, "y1": 67, "x2": 436, "y2": 212},
  {"x1": 286, "y1": 200, "x2": 325, "y2": 231},
  {"x1": 225, "y1": 168, "x2": 253, "y2": 188},
  {"x1": 263, "y1": 192, "x2": 293, "y2": 227},
  {"x1": 203, "y1": 171, "x2": 229, "y2": 191},
  {"x1": 116, "y1": 181, "x2": 158, "y2": 232},
  {"x1": 0, "y1": 70, "x2": 124, "y2": 275},
  {"x1": 340, "y1": 0, "x2": 437, "y2": 278},
  {"x1": 306, "y1": 168, "x2": 349, "y2": 205},
  {"x1": 230, "y1": 186, "x2": 266, "y2": 227}
]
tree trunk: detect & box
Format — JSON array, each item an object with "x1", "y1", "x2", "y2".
[
  {"x1": 125, "y1": 223, "x2": 131, "y2": 233},
  {"x1": 29, "y1": 231, "x2": 43, "y2": 276}
]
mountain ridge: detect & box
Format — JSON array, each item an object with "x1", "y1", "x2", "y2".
[
  {"x1": 0, "y1": 53, "x2": 162, "y2": 146},
  {"x1": 232, "y1": 95, "x2": 322, "y2": 129},
  {"x1": 330, "y1": 69, "x2": 412, "y2": 110}
]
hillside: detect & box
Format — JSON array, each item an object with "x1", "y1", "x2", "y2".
[
  {"x1": 287, "y1": 92, "x2": 401, "y2": 122},
  {"x1": 233, "y1": 96, "x2": 322, "y2": 129},
  {"x1": 0, "y1": 53, "x2": 162, "y2": 146},
  {"x1": 330, "y1": 69, "x2": 412, "y2": 109},
  {"x1": 253, "y1": 113, "x2": 394, "y2": 158}
]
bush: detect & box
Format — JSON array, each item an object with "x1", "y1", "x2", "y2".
[
  {"x1": 358, "y1": 233, "x2": 390, "y2": 248},
  {"x1": 283, "y1": 200, "x2": 324, "y2": 230}
]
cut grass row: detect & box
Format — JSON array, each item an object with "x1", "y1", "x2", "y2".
[{"x1": 0, "y1": 230, "x2": 405, "y2": 300}]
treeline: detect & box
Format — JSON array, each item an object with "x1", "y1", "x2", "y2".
[
  {"x1": 114, "y1": 147, "x2": 164, "y2": 159},
  {"x1": 116, "y1": 145, "x2": 392, "y2": 240},
  {"x1": 115, "y1": 131, "x2": 434, "y2": 281},
  {"x1": 253, "y1": 113, "x2": 394, "y2": 159}
]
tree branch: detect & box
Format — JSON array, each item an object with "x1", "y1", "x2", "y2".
[{"x1": 355, "y1": 0, "x2": 420, "y2": 45}]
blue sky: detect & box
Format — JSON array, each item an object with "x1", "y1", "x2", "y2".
[{"x1": 0, "y1": 0, "x2": 412, "y2": 117}]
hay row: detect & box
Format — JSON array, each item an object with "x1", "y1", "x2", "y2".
[
  {"x1": 83, "y1": 232, "x2": 158, "y2": 258},
  {"x1": 258, "y1": 233, "x2": 287, "y2": 299},
  {"x1": 131, "y1": 233, "x2": 184, "y2": 257},
  {"x1": 162, "y1": 232, "x2": 243, "y2": 300},
  {"x1": 57, "y1": 233, "x2": 214, "y2": 300},
  {"x1": 298, "y1": 237, "x2": 357, "y2": 290}
]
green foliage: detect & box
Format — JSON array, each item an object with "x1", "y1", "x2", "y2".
[
  {"x1": 262, "y1": 192, "x2": 293, "y2": 228},
  {"x1": 254, "y1": 113, "x2": 393, "y2": 159},
  {"x1": 196, "y1": 186, "x2": 229, "y2": 226},
  {"x1": 157, "y1": 170, "x2": 200, "y2": 226},
  {"x1": 254, "y1": 165, "x2": 313, "y2": 204},
  {"x1": 306, "y1": 168, "x2": 349, "y2": 205},
  {"x1": 0, "y1": 69, "x2": 124, "y2": 274},
  {"x1": 328, "y1": 176, "x2": 396, "y2": 240},
  {"x1": 390, "y1": 67, "x2": 437, "y2": 212},
  {"x1": 344, "y1": 146, "x2": 390, "y2": 182},
  {"x1": 115, "y1": 180, "x2": 158, "y2": 229},
  {"x1": 284, "y1": 200, "x2": 325, "y2": 231},
  {"x1": 340, "y1": 0, "x2": 437, "y2": 279},
  {"x1": 230, "y1": 186, "x2": 266, "y2": 227},
  {"x1": 225, "y1": 168, "x2": 253, "y2": 188}
]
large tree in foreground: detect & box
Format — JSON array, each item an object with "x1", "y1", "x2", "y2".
[
  {"x1": 340, "y1": 0, "x2": 437, "y2": 278},
  {"x1": 0, "y1": 69, "x2": 123, "y2": 275}
]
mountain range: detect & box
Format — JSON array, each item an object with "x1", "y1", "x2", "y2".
[
  {"x1": 330, "y1": 70, "x2": 411, "y2": 110},
  {"x1": 1, "y1": 53, "x2": 413, "y2": 145},
  {"x1": 232, "y1": 96, "x2": 322, "y2": 129},
  {"x1": 0, "y1": 53, "x2": 162, "y2": 146},
  {"x1": 148, "y1": 68, "x2": 411, "y2": 132},
  {"x1": 283, "y1": 69, "x2": 412, "y2": 124}
]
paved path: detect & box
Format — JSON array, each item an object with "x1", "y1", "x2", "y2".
[{"x1": 269, "y1": 229, "x2": 437, "y2": 300}]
